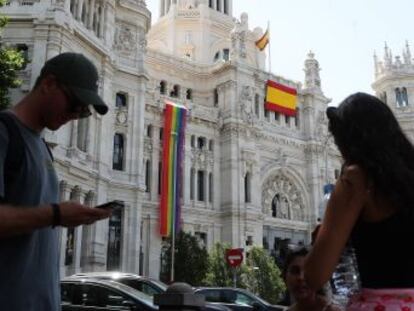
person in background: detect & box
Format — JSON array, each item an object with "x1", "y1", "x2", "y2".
[
  {"x1": 305, "y1": 92, "x2": 414, "y2": 310},
  {"x1": 0, "y1": 52, "x2": 112, "y2": 310},
  {"x1": 283, "y1": 248, "x2": 342, "y2": 311}
]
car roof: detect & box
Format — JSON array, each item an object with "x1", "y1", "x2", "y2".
[
  {"x1": 69, "y1": 271, "x2": 146, "y2": 279},
  {"x1": 62, "y1": 278, "x2": 156, "y2": 307}
]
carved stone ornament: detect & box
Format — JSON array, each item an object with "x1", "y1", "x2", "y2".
[
  {"x1": 116, "y1": 111, "x2": 128, "y2": 125},
  {"x1": 262, "y1": 173, "x2": 305, "y2": 221},
  {"x1": 114, "y1": 24, "x2": 137, "y2": 54}
]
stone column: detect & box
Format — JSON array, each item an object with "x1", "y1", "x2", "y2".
[
  {"x1": 88, "y1": 0, "x2": 95, "y2": 29},
  {"x1": 147, "y1": 216, "x2": 162, "y2": 278},
  {"x1": 99, "y1": 3, "x2": 105, "y2": 38},
  {"x1": 76, "y1": 0, "x2": 83, "y2": 20}
]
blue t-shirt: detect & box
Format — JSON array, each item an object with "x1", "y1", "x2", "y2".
[{"x1": 0, "y1": 112, "x2": 60, "y2": 310}]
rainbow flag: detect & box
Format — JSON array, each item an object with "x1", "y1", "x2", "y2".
[
  {"x1": 255, "y1": 27, "x2": 269, "y2": 51},
  {"x1": 265, "y1": 80, "x2": 297, "y2": 116},
  {"x1": 159, "y1": 101, "x2": 187, "y2": 237}
]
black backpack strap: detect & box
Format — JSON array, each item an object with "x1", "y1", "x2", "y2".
[
  {"x1": 42, "y1": 138, "x2": 54, "y2": 162},
  {"x1": 0, "y1": 112, "x2": 25, "y2": 202}
]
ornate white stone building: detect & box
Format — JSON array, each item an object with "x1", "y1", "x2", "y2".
[
  {"x1": 372, "y1": 42, "x2": 414, "y2": 137},
  {"x1": 1, "y1": 0, "x2": 341, "y2": 278}
]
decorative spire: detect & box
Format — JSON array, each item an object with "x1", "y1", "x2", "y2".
[
  {"x1": 384, "y1": 42, "x2": 392, "y2": 68},
  {"x1": 303, "y1": 51, "x2": 322, "y2": 94},
  {"x1": 403, "y1": 41, "x2": 412, "y2": 65},
  {"x1": 374, "y1": 51, "x2": 379, "y2": 76}
]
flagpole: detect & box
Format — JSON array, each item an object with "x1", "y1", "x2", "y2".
[
  {"x1": 170, "y1": 131, "x2": 178, "y2": 283},
  {"x1": 267, "y1": 21, "x2": 272, "y2": 74}
]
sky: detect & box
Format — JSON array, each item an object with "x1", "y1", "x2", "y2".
[{"x1": 146, "y1": 0, "x2": 413, "y2": 104}]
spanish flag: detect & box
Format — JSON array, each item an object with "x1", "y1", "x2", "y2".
[
  {"x1": 255, "y1": 27, "x2": 269, "y2": 51},
  {"x1": 265, "y1": 80, "x2": 297, "y2": 116}
]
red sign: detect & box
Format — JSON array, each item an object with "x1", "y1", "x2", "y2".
[{"x1": 226, "y1": 248, "x2": 243, "y2": 267}]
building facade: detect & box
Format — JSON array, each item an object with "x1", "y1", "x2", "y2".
[
  {"x1": 1, "y1": 0, "x2": 341, "y2": 278},
  {"x1": 372, "y1": 42, "x2": 414, "y2": 137}
]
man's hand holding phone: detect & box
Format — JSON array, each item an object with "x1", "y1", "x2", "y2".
[
  {"x1": 58, "y1": 201, "x2": 112, "y2": 227},
  {"x1": 94, "y1": 200, "x2": 124, "y2": 210}
]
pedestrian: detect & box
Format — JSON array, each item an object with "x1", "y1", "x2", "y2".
[
  {"x1": 0, "y1": 52, "x2": 112, "y2": 310},
  {"x1": 305, "y1": 92, "x2": 414, "y2": 310},
  {"x1": 283, "y1": 248, "x2": 341, "y2": 311}
]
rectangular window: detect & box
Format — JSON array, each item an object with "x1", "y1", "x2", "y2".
[
  {"x1": 209, "y1": 173, "x2": 213, "y2": 203},
  {"x1": 190, "y1": 168, "x2": 195, "y2": 200},
  {"x1": 197, "y1": 170, "x2": 205, "y2": 201}
]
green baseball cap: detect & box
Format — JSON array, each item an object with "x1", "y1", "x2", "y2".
[{"x1": 40, "y1": 52, "x2": 108, "y2": 115}]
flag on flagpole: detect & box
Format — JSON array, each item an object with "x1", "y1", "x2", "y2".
[
  {"x1": 159, "y1": 101, "x2": 187, "y2": 237},
  {"x1": 255, "y1": 27, "x2": 270, "y2": 51},
  {"x1": 265, "y1": 80, "x2": 297, "y2": 116}
]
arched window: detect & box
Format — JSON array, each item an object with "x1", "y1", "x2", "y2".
[
  {"x1": 170, "y1": 85, "x2": 180, "y2": 98},
  {"x1": 160, "y1": 81, "x2": 166, "y2": 95},
  {"x1": 396, "y1": 88, "x2": 403, "y2": 107},
  {"x1": 244, "y1": 172, "x2": 251, "y2": 203},
  {"x1": 271, "y1": 194, "x2": 279, "y2": 218},
  {"x1": 214, "y1": 88, "x2": 219, "y2": 107},
  {"x1": 186, "y1": 89, "x2": 193, "y2": 100},
  {"x1": 147, "y1": 124, "x2": 153, "y2": 138},
  {"x1": 145, "y1": 160, "x2": 151, "y2": 193},
  {"x1": 402, "y1": 87, "x2": 409, "y2": 106},
  {"x1": 116, "y1": 92, "x2": 127, "y2": 108},
  {"x1": 112, "y1": 133, "x2": 124, "y2": 171}
]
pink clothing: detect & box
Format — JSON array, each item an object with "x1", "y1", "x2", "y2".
[{"x1": 347, "y1": 288, "x2": 414, "y2": 311}]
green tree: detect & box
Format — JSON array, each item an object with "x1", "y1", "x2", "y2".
[
  {"x1": 160, "y1": 231, "x2": 209, "y2": 286},
  {"x1": 0, "y1": 0, "x2": 24, "y2": 110},
  {"x1": 204, "y1": 242, "x2": 249, "y2": 288},
  {"x1": 244, "y1": 247, "x2": 286, "y2": 304}
]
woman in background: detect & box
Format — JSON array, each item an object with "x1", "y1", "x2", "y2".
[{"x1": 284, "y1": 248, "x2": 341, "y2": 311}]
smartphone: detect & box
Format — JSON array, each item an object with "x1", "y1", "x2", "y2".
[{"x1": 95, "y1": 200, "x2": 124, "y2": 209}]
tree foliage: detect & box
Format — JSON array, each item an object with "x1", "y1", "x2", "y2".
[
  {"x1": 0, "y1": 0, "x2": 24, "y2": 110},
  {"x1": 204, "y1": 242, "x2": 249, "y2": 288},
  {"x1": 160, "y1": 231, "x2": 209, "y2": 286},
  {"x1": 244, "y1": 247, "x2": 286, "y2": 304}
]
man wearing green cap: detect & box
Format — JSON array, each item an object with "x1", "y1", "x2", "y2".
[{"x1": 0, "y1": 52, "x2": 112, "y2": 310}]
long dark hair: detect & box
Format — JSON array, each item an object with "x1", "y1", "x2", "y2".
[{"x1": 327, "y1": 92, "x2": 414, "y2": 215}]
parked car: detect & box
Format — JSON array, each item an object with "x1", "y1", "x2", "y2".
[
  {"x1": 194, "y1": 288, "x2": 286, "y2": 311},
  {"x1": 68, "y1": 272, "x2": 167, "y2": 297},
  {"x1": 61, "y1": 278, "x2": 158, "y2": 311},
  {"x1": 66, "y1": 273, "x2": 231, "y2": 311}
]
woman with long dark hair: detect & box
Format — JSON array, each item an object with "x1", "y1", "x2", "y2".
[{"x1": 305, "y1": 92, "x2": 414, "y2": 310}]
